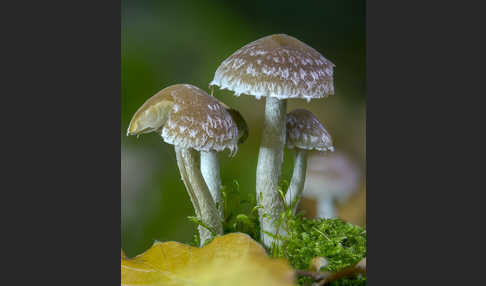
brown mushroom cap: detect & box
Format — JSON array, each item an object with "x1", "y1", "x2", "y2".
[
  {"x1": 210, "y1": 34, "x2": 335, "y2": 101},
  {"x1": 128, "y1": 84, "x2": 239, "y2": 154},
  {"x1": 304, "y1": 151, "x2": 360, "y2": 200},
  {"x1": 286, "y1": 109, "x2": 334, "y2": 152}
]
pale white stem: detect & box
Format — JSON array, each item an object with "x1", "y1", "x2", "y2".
[
  {"x1": 200, "y1": 150, "x2": 223, "y2": 218},
  {"x1": 284, "y1": 149, "x2": 308, "y2": 214},
  {"x1": 175, "y1": 146, "x2": 223, "y2": 245},
  {"x1": 256, "y1": 96, "x2": 287, "y2": 249},
  {"x1": 317, "y1": 198, "x2": 336, "y2": 219}
]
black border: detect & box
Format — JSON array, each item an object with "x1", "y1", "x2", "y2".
[
  {"x1": 367, "y1": 1, "x2": 484, "y2": 285},
  {"x1": 2, "y1": 1, "x2": 121, "y2": 284}
]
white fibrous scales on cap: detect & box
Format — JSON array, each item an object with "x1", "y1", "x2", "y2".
[
  {"x1": 162, "y1": 85, "x2": 238, "y2": 154},
  {"x1": 128, "y1": 84, "x2": 239, "y2": 155},
  {"x1": 210, "y1": 34, "x2": 335, "y2": 101},
  {"x1": 286, "y1": 109, "x2": 334, "y2": 152}
]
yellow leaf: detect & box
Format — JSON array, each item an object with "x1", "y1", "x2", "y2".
[{"x1": 121, "y1": 233, "x2": 296, "y2": 286}]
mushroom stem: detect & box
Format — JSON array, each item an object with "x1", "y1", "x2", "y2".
[
  {"x1": 317, "y1": 198, "x2": 336, "y2": 219},
  {"x1": 175, "y1": 146, "x2": 223, "y2": 245},
  {"x1": 256, "y1": 96, "x2": 287, "y2": 248},
  {"x1": 285, "y1": 149, "x2": 308, "y2": 214},
  {"x1": 200, "y1": 150, "x2": 223, "y2": 218}
]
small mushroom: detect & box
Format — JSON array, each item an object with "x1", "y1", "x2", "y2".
[
  {"x1": 284, "y1": 109, "x2": 334, "y2": 214},
  {"x1": 127, "y1": 84, "x2": 239, "y2": 245},
  {"x1": 210, "y1": 34, "x2": 334, "y2": 248},
  {"x1": 302, "y1": 151, "x2": 360, "y2": 219}
]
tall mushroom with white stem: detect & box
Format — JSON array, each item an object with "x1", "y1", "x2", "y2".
[
  {"x1": 126, "y1": 84, "x2": 239, "y2": 245},
  {"x1": 283, "y1": 109, "x2": 334, "y2": 214},
  {"x1": 210, "y1": 34, "x2": 335, "y2": 248}
]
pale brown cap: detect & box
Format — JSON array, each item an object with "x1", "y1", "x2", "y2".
[
  {"x1": 210, "y1": 34, "x2": 334, "y2": 101},
  {"x1": 127, "y1": 84, "x2": 239, "y2": 154},
  {"x1": 304, "y1": 151, "x2": 360, "y2": 201},
  {"x1": 126, "y1": 87, "x2": 174, "y2": 136},
  {"x1": 286, "y1": 109, "x2": 334, "y2": 152}
]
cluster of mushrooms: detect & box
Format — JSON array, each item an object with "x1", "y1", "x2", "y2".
[{"x1": 127, "y1": 34, "x2": 335, "y2": 248}]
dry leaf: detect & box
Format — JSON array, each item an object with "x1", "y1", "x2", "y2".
[{"x1": 121, "y1": 232, "x2": 296, "y2": 286}]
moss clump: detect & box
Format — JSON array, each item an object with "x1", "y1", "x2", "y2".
[
  {"x1": 277, "y1": 216, "x2": 366, "y2": 285},
  {"x1": 189, "y1": 180, "x2": 366, "y2": 285},
  {"x1": 279, "y1": 216, "x2": 366, "y2": 270}
]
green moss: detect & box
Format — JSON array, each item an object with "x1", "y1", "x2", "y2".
[
  {"x1": 329, "y1": 277, "x2": 366, "y2": 286},
  {"x1": 220, "y1": 180, "x2": 261, "y2": 240},
  {"x1": 189, "y1": 180, "x2": 366, "y2": 285},
  {"x1": 277, "y1": 215, "x2": 366, "y2": 285}
]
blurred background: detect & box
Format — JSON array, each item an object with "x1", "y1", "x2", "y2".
[{"x1": 122, "y1": 0, "x2": 365, "y2": 256}]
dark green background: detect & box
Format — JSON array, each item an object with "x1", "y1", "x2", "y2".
[{"x1": 122, "y1": 0, "x2": 365, "y2": 256}]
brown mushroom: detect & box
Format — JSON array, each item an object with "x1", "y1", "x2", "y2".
[
  {"x1": 127, "y1": 84, "x2": 239, "y2": 244},
  {"x1": 301, "y1": 151, "x2": 360, "y2": 219},
  {"x1": 210, "y1": 34, "x2": 334, "y2": 248},
  {"x1": 284, "y1": 109, "x2": 334, "y2": 214}
]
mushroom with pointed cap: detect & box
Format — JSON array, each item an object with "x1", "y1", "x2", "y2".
[
  {"x1": 284, "y1": 109, "x2": 334, "y2": 215},
  {"x1": 127, "y1": 84, "x2": 240, "y2": 245},
  {"x1": 210, "y1": 34, "x2": 334, "y2": 248}
]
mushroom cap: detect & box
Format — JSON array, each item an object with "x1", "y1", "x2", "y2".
[
  {"x1": 210, "y1": 34, "x2": 335, "y2": 101},
  {"x1": 226, "y1": 108, "x2": 248, "y2": 144},
  {"x1": 127, "y1": 84, "x2": 239, "y2": 154},
  {"x1": 286, "y1": 109, "x2": 334, "y2": 152},
  {"x1": 303, "y1": 151, "x2": 360, "y2": 202},
  {"x1": 210, "y1": 96, "x2": 249, "y2": 145},
  {"x1": 127, "y1": 87, "x2": 175, "y2": 136}
]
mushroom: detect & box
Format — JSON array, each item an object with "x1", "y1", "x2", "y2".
[
  {"x1": 199, "y1": 150, "x2": 222, "y2": 216},
  {"x1": 284, "y1": 109, "x2": 334, "y2": 214},
  {"x1": 210, "y1": 34, "x2": 334, "y2": 248},
  {"x1": 127, "y1": 84, "x2": 239, "y2": 245},
  {"x1": 200, "y1": 97, "x2": 248, "y2": 218},
  {"x1": 301, "y1": 151, "x2": 360, "y2": 218}
]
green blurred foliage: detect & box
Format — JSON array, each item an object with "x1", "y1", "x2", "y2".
[{"x1": 122, "y1": 0, "x2": 365, "y2": 257}]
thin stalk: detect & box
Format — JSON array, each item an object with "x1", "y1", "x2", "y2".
[
  {"x1": 175, "y1": 146, "x2": 223, "y2": 245},
  {"x1": 284, "y1": 149, "x2": 308, "y2": 214},
  {"x1": 200, "y1": 150, "x2": 223, "y2": 218},
  {"x1": 256, "y1": 96, "x2": 287, "y2": 249},
  {"x1": 317, "y1": 198, "x2": 336, "y2": 219}
]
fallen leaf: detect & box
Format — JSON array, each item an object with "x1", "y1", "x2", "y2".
[{"x1": 121, "y1": 232, "x2": 296, "y2": 286}]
